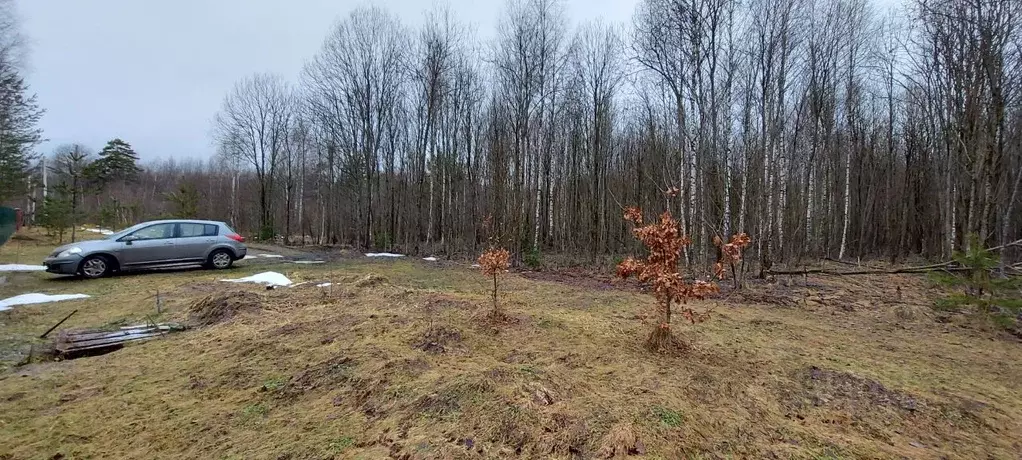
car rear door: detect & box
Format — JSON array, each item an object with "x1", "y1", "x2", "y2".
[
  {"x1": 118, "y1": 223, "x2": 178, "y2": 266},
  {"x1": 176, "y1": 222, "x2": 218, "y2": 260}
]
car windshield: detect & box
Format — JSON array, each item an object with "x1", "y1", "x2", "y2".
[{"x1": 106, "y1": 223, "x2": 147, "y2": 240}]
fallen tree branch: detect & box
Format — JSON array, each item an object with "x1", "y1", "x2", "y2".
[
  {"x1": 769, "y1": 265, "x2": 1019, "y2": 276},
  {"x1": 822, "y1": 257, "x2": 885, "y2": 269},
  {"x1": 40, "y1": 309, "x2": 78, "y2": 339},
  {"x1": 772, "y1": 241, "x2": 1022, "y2": 277},
  {"x1": 987, "y1": 239, "x2": 1022, "y2": 252},
  {"x1": 767, "y1": 261, "x2": 957, "y2": 276}
]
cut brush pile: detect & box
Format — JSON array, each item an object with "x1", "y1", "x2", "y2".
[{"x1": 187, "y1": 290, "x2": 264, "y2": 326}]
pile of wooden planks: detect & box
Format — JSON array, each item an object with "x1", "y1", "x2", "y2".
[{"x1": 54, "y1": 323, "x2": 185, "y2": 356}]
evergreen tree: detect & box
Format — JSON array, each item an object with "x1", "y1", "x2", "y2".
[
  {"x1": 51, "y1": 144, "x2": 91, "y2": 242},
  {"x1": 0, "y1": 68, "x2": 44, "y2": 202},
  {"x1": 166, "y1": 183, "x2": 199, "y2": 218},
  {"x1": 932, "y1": 234, "x2": 1022, "y2": 329},
  {"x1": 36, "y1": 191, "x2": 72, "y2": 243},
  {"x1": 95, "y1": 199, "x2": 123, "y2": 229},
  {"x1": 85, "y1": 138, "x2": 141, "y2": 188}
]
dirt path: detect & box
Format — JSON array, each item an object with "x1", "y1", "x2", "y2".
[
  {"x1": 243, "y1": 243, "x2": 471, "y2": 269},
  {"x1": 240, "y1": 243, "x2": 355, "y2": 265},
  {"x1": 517, "y1": 268, "x2": 641, "y2": 292}
]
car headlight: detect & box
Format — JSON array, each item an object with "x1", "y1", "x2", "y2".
[{"x1": 58, "y1": 247, "x2": 83, "y2": 258}]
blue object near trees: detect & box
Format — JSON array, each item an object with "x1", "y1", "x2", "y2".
[{"x1": 0, "y1": 207, "x2": 15, "y2": 248}]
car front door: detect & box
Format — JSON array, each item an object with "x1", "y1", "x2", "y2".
[
  {"x1": 176, "y1": 223, "x2": 218, "y2": 260},
  {"x1": 118, "y1": 223, "x2": 178, "y2": 266}
]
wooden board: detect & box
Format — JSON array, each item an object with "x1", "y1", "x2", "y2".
[{"x1": 55, "y1": 323, "x2": 185, "y2": 355}]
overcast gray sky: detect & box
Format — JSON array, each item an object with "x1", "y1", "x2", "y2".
[
  {"x1": 20, "y1": 0, "x2": 904, "y2": 163},
  {"x1": 18, "y1": 0, "x2": 638, "y2": 162}
]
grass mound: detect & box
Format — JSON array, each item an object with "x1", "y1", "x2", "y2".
[
  {"x1": 352, "y1": 273, "x2": 388, "y2": 288},
  {"x1": 412, "y1": 324, "x2": 462, "y2": 354},
  {"x1": 187, "y1": 290, "x2": 263, "y2": 326},
  {"x1": 279, "y1": 356, "x2": 354, "y2": 398},
  {"x1": 794, "y1": 365, "x2": 921, "y2": 412},
  {"x1": 597, "y1": 422, "x2": 643, "y2": 458}
]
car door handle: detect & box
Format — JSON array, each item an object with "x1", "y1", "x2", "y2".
[{"x1": 163, "y1": 242, "x2": 175, "y2": 246}]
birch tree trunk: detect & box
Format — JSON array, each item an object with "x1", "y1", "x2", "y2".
[{"x1": 838, "y1": 146, "x2": 852, "y2": 260}]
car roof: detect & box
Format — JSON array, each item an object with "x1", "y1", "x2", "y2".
[{"x1": 138, "y1": 219, "x2": 225, "y2": 225}]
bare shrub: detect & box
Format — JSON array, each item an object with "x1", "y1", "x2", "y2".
[{"x1": 617, "y1": 204, "x2": 719, "y2": 352}]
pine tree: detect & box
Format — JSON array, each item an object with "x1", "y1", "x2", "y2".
[
  {"x1": 931, "y1": 234, "x2": 1022, "y2": 330},
  {"x1": 95, "y1": 199, "x2": 123, "y2": 229},
  {"x1": 51, "y1": 144, "x2": 91, "y2": 242},
  {"x1": 166, "y1": 183, "x2": 200, "y2": 219},
  {"x1": 85, "y1": 138, "x2": 141, "y2": 188},
  {"x1": 0, "y1": 68, "x2": 44, "y2": 202},
  {"x1": 37, "y1": 192, "x2": 73, "y2": 243}
]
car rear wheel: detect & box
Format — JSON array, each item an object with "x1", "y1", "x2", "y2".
[
  {"x1": 208, "y1": 249, "x2": 234, "y2": 270},
  {"x1": 79, "y1": 255, "x2": 111, "y2": 279}
]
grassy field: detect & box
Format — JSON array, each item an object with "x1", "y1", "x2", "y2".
[{"x1": 0, "y1": 232, "x2": 1020, "y2": 459}]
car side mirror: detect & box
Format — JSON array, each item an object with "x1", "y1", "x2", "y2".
[{"x1": 121, "y1": 235, "x2": 139, "y2": 245}]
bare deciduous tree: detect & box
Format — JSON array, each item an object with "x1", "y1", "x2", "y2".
[
  {"x1": 213, "y1": 74, "x2": 292, "y2": 238},
  {"x1": 34, "y1": 0, "x2": 1016, "y2": 271}
]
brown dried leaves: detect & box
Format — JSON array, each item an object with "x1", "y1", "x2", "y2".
[
  {"x1": 617, "y1": 207, "x2": 720, "y2": 327},
  {"x1": 479, "y1": 247, "x2": 510, "y2": 276},
  {"x1": 713, "y1": 232, "x2": 752, "y2": 279}
]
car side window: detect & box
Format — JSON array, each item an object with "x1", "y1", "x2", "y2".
[
  {"x1": 129, "y1": 223, "x2": 175, "y2": 241},
  {"x1": 178, "y1": 223, "x2": 207, "y2": 238},
  {"x1": 203, "y1": 224, "x2": 219, "y2": 236}
]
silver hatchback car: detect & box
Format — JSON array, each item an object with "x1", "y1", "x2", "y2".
[{"x1": 44, "y1": 220, "x2": 248, "y2": 279}]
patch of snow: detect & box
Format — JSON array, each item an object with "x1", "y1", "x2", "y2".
[
  {"x1": 0, "y1": 264, "x2": 46, "y2": 272},
  {"x1": 84, "y1": 227, "x2": 114, "y2": 235},
  {"x1": 241, "y1": 254, "x2": 283, "y2": 260},
  {"x1": 471, "y1": 264, "x2": 481, "y2": 268},
  {"x1": 220, "y1": 271, "x2": 293, "y2": 287},
  {"x1": 0, "y1": 293, "x2": 91, "y2": 310},
  {"x1": 365, "y1": 252, "x2": 405, "y2": 258},
  {"x1": 293, "y1": 260, "x2": 325, "y2": 264},
  {"x1": 317, "y1": 282, "x2": 333, "y2": 287},
  {"x1": 423, "y1": 257, "x2": 438, "y2": 262}
]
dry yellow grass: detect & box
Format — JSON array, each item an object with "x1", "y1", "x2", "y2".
[{"x1": 0, "y1": 234, "x2": 1020, "y2": 459}]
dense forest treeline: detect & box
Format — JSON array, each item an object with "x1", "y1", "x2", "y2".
[{"x1": 3, "y1": 0, "x2": 1022, "y2": 268}]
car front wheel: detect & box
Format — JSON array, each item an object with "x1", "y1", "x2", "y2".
[
  {"x1": 208, "y1": 249, "x2": 234, "y2": 270},
  {"x1": 79, "y1": 255, "x2": 111, "y2": 279}
]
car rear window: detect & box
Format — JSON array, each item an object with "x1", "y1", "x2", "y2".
[{"x1": 178, "y1": 223, "x2": 218, "y2": 238}]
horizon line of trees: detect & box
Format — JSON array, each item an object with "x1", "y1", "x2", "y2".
[{"x1": 4, "y1": 0, "x2": 1022, "y2": 268}]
